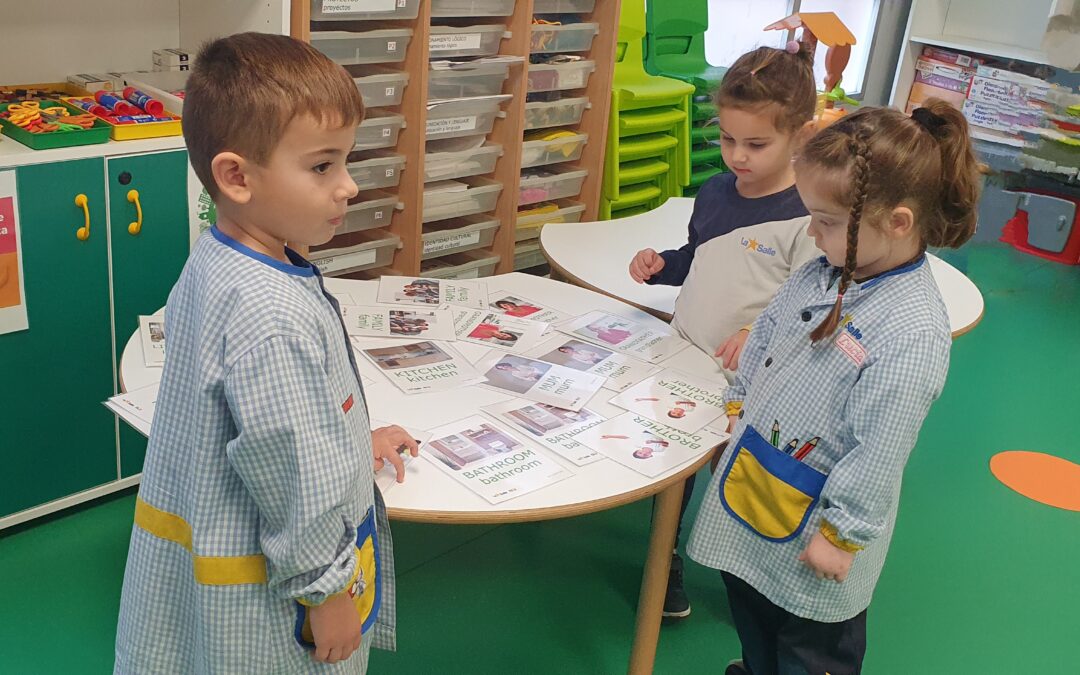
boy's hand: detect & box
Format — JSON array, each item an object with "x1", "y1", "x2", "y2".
[
  {"x1": 714, "y1": 329, "x2": 750, "y2": 370},
  {"x1": 727, "y1": 414, "x2": 738, "y2": 434},
  {"x1": 372, "y1": 425, "x2": 419, "y2": 482},
  {"x1": 797, "y1": 531, "x2": 855, "y2": 582},
  {"x1": 309, "y1": 592, "x2": 362, "y2": 663},
  {"x1": 629, "y1": 248, "x2": 665, "y2": 284}
]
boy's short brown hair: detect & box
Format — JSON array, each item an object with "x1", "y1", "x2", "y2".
[{"x1": 183, "y1": 32, "x2": 364, "y2": 200}]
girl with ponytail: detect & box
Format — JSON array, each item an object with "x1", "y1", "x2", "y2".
[{"x1": 686, "y1": 99, "x2": 981, "y2": 675}]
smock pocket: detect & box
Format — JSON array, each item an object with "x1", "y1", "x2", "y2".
[
  {"x1": 294, "y1": 506, "x2": 382, "y2": 648},
  {"x1": 718, "y1": 424, "x2": 827, "y2": 542}
]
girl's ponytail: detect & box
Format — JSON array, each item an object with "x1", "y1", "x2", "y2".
[{"x1": 913, "y1": 100, "x2": 983, "y2": 249}]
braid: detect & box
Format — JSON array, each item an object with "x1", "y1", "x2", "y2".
[
  {"x1": 811, "y1": 133, "x2": 871, "y2": 344},
  {"x1": 841, "y1": 136, "x2": 871, "y2": 292}
]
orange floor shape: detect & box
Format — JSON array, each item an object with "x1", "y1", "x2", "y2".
[{"x1": 990, "y1": 451, "x2": 1080, "y2": 512}]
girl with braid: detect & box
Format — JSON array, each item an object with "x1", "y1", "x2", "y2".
[{"x1": 687, "y1": 99, "x2": 982, "y2": 675}]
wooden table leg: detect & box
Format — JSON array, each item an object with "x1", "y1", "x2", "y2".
[{"x1": 627, "y1": 479, "x2": 686, "y2": 675}]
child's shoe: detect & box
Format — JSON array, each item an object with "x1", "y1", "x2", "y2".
[{"x1": 662, "y1": 553, "x2": 691, "y2": 618}]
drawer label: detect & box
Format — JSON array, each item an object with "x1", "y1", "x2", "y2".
[
  {"x1": 321, "y1": 0, "x2": 396, "y2": 15},
  {"x1": 424, "y1": 230, "x2": 481, "y2": 255},
  {"x1": 430, "y1": 33, "x2": 484, "y2": 52},
  {"x1": 426, "y1": 115, "x2": 478, "y2": 135},
  {"x1": 314, "y1": 248, "x2": 379, "y2": 274}
]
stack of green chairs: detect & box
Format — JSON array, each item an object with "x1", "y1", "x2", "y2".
[
  {"x1": 643, "y1": 0, "x2": 727, "y2": 197},
  {"x1": 600, "y1": 0, "x2": 694, "y2": 219}
]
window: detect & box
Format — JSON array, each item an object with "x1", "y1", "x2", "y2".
[
  {"x1": 704, "y1": 0, "x2": 882, "y2": 96},
  {"x1": 701, "y1": 0, "x2": 790, "y2": 68}
]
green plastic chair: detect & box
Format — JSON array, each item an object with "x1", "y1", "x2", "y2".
[
  {"x1": 611, "y1": 1, "x2": 696, "y2": 112},
  {"x1": 692, "y1": 99, "x2": 717, "y2": 122},
  {"x1": 642, "y1": 0, "x2": 729, "y2": 187},
  {"x1": 601, "y1": 182, "x2": 665, "y2": 219},
  {"x1": 643, "y1": 0, "x2": 727, "y2": 95},
  {"x1": 603, "y1": 97, "x2": 683, "y2": 201},
  {"x1": 601, "y1": 0, "x2": 694, "y2": 210}
]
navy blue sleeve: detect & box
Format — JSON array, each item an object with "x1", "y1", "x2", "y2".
[
  {"x1": 646, "y1": 175, "x2": 727, "y2": 287},
  {"x1": 648, "y1": 224, "x2": 698, "y2": 286}
]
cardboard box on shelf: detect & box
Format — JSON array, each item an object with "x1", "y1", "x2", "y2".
[
  {"x1": 906, "y1": 58, "x2": 977, "y2": 112},
  {"x1": 152, "y1": 49, "x2": 192, "y2": 67},
  {"x1": 972, "y1": 66, "x2": 1052, "y2": 105},
  {"x1": 962, "y1": 99, "x2": 1044, "y2": 134},
  {"x1": 920, "y1": 45, "x2": 985, "y2": 68},
  {"x1": 67, "y1": 72, "x2": 124, "y2": 93}
]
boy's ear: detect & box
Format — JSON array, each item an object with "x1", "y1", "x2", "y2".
[
  {"x1": 887, "y1": 206, "x2": 916, "y2": 239},
  {"x1": 211, "y1": 152, "x2": 253, "y2": 205}
]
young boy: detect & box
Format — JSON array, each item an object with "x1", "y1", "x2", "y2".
[{"x1": 114, "y1": 33, "x2": 416, "y2": 674}]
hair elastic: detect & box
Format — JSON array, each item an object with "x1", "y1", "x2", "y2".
[{"x1": 911, "y1": 107, "x2": 948, "y2": 138}]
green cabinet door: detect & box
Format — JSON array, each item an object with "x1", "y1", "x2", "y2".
[
  {"x1": 1, "y1": 159, "x2": 116, "y2": 518},
  {"x1": 107, "y1": 151, "x2": 190, "y2": 477}
]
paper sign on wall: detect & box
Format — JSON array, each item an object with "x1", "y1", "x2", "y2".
[{"x1": 0, "y1": 170, "x2": 28, "y2": 335}]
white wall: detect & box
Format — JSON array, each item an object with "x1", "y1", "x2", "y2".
[
  {"x1": 1, "y1": 1, "x2": 180, "y2": 85},
  {"x1": 1, "y1": 1, "x2": 290, "y2": 86},
  {"x1": 179, "y1": 0, "x2": 289, "y2": 52},
  {"x1": 862, "y1": 0, "x2": 913, "y2": 106}
]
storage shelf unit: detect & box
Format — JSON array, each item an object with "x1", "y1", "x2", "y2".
[
  {"x1": 293, "y1": 0, "x2": 621, "y2": 277},
  {"x1": 889, "y1": 0, "x2": 1057, "y2": 110}
]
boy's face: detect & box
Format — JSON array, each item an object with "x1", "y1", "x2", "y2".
[
  {"x1": 245, "y1": 115, "x2": 358, "y2": 248},
  {"x1": 717, "y1": 107, "x2": 800, "y2": 191}
]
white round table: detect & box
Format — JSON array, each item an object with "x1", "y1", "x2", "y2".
[
  {"x1": 540, "y1": 197, "x2": 985, "y2": 338},
  {"x1": 119, "y1": 272, "x2": 727, "y2": 674}
]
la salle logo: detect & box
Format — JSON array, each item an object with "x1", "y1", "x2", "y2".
[
  {"x1": 842, "y1": 313, "x2": 863, "y2": 340},
  {"x1": 741, "y1": 237, "x2": 777, "y2": 256}
]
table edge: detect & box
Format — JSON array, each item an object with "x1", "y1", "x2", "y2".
[
  {"x1": 541, "y1": 239, "x2": 983, "y2": 339},
  {"x1": 386, "y1": 447, "x2": 716, "y2": 524},
  {"x1": 948, "y1": 304, "x2": 984, "y2": 339},
  {"x1": 540, "y1": 238, "x2": 674, "y2": 323}
]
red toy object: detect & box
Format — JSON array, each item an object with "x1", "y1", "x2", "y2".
[
  {"x1": 1000, "y1": 189, "x2": 1080, "y2": 265},
  {"x1": 66, "y1": 97, "x2": 110, "y2": 117},
  {"x1": 94, "y1": 90, "x2": 139, "y2": 116},
  {"x1": 66, "y1": 96, "x2": 173, "y2": 125},
  {"x1": 122, "y1": 87, "x2": 165, "y2": 116}
]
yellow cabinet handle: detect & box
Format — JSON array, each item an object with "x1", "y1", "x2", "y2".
[
  {"x1": 127, "y1": 189, "x2": 143, "y2": 236},
  {"x1": 75, "y1": 194, "x2": 90, "y2": 241}
]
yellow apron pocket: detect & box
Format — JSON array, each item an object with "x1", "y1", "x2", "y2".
[
  {"x1": 295, "y1": 506, "x2": 382, "y2": 648},
  {"x1": 719, "y1": 425, "x2": 827, "y2": 542}
]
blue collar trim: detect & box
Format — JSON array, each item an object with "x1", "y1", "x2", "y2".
[{"x1": 211, "y1": 226, "x2": 315, "y2": 277}]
